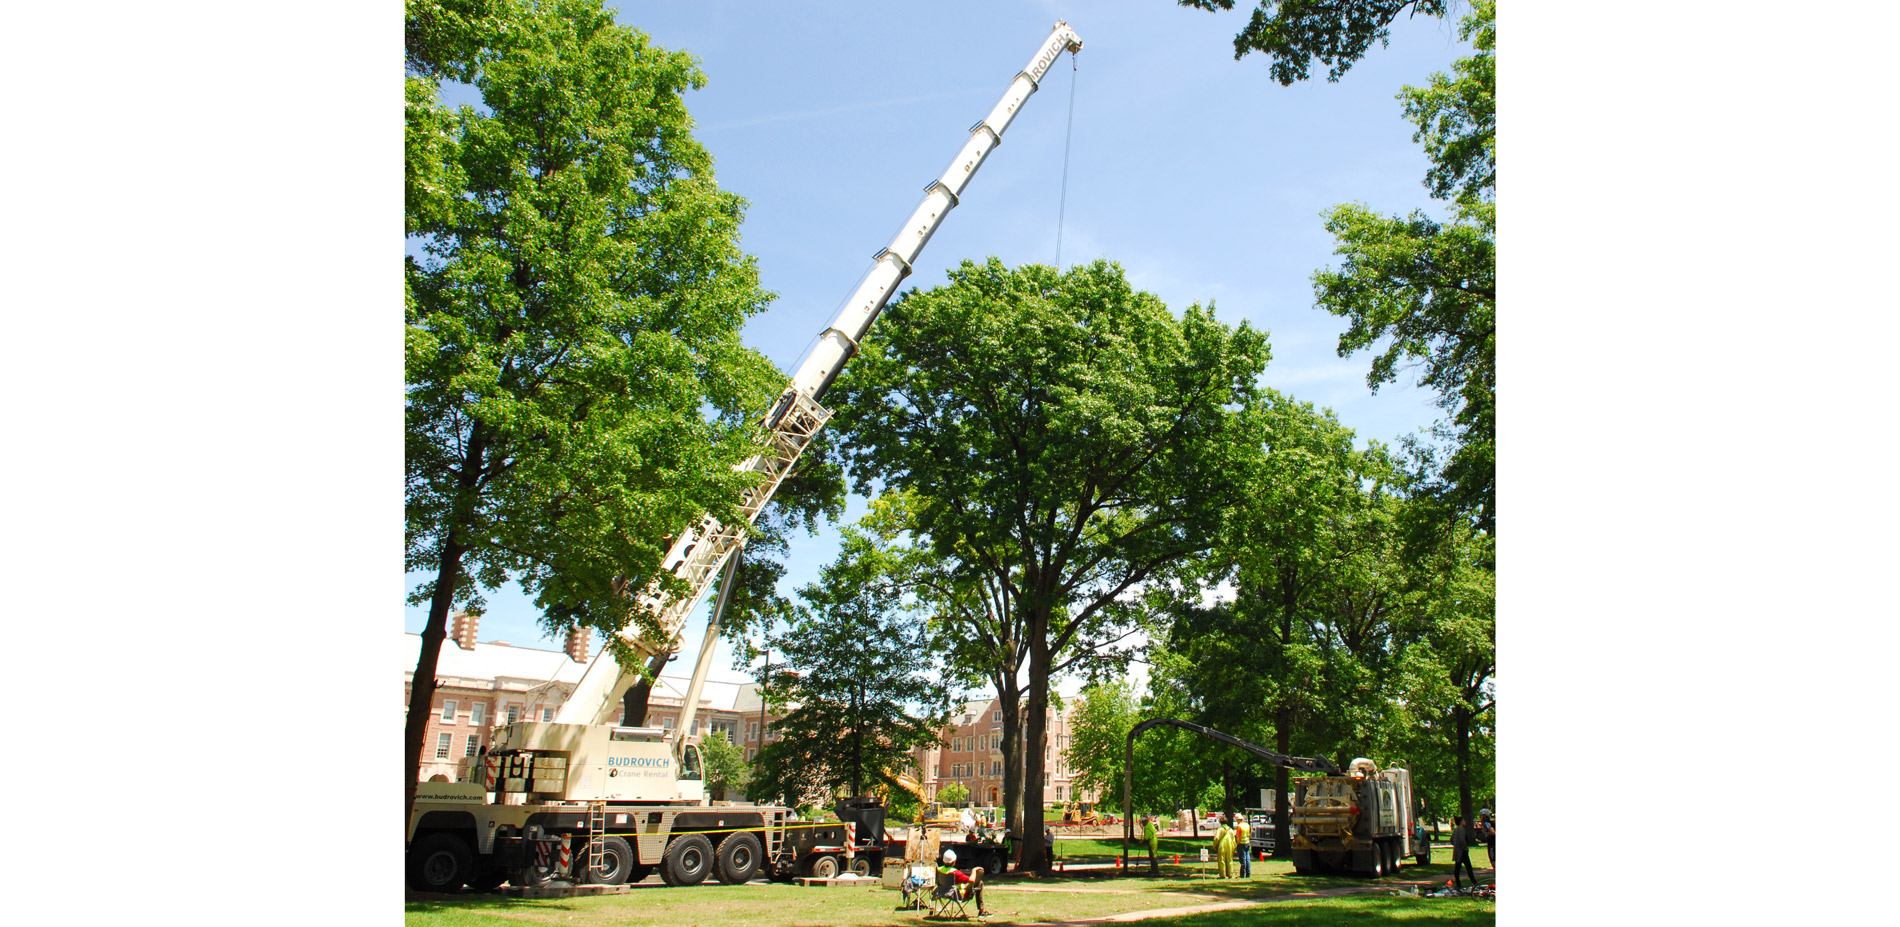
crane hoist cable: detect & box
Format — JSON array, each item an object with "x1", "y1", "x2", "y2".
[{"x1": 1055, "y1": 53, "x2": 1078, "y2": 269}]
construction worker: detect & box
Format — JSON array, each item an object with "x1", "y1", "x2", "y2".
[
  {"x1": 1143, "y1": 815, "x2": 1160, "y2": 873},
  {"x1": 1213, "y1": 814, "x2": 1235, "y2": 879},
  {"x1": 1234, "y1": 815, "x2": 1251, "y2": 877}
]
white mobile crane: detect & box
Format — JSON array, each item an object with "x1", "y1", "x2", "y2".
[{"x1": 407, "y1": 21, "x2": 1085, "y2": 893}]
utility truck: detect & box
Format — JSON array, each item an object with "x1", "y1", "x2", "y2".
[
  {"x1": 1287, "y1": 759, "x2": 1423, "y2": 878},
  {"x1": 406, "y1": 20, "x2": 1086, "y2": 893}
]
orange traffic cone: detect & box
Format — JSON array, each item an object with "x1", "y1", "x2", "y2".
[{"x1": 1172, "y1": 854, "x2": 1180, "y2": 865}]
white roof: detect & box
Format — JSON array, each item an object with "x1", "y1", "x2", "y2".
[{"x1": 404, "y1": 633, "x2": 760, "y2": 711}]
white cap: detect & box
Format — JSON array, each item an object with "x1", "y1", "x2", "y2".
[{"x1": 943, "y1": 849, "x2": 957, "y2": 864}]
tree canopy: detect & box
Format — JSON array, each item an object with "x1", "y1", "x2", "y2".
[
  {"x1": 828, "y1": 258, "x2": 1270, "y2": 872},
  {"x1": 1176, "y1": 0, "x2": 1454, "y2": 85},
  {"x1": 747, "y1": 520, "x2": 951, "y2": 806},
  {"x1": 404, "y1": 0, "x2": 782, "y2": 817},
  {"x1": 1315, "y1": 0, "x2": 1495, "y2": 538}
]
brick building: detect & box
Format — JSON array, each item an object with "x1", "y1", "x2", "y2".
[
  {"x1": 404, "y1": 613, "x2": 783, "y2": 782},
  {"x1": 911, "y1": 697, "x2": 1094, "y2": 807}
]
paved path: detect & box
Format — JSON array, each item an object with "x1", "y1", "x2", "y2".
[{"x1": 1005, "y1": 871, "x2": 1494, "y2": 927}]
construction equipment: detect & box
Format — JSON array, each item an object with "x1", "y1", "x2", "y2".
[
  {"x1": 405, "y1": 21, "x2": 1086, "y2": 893},
  {"x1": 1118, "y1": 718, "x2": 1338, "y2": 876},
  {"x1": 1061, "y1": 802, "x2": 1102, "y2": 826},
  {"x1": 1287, "y1": 758, "x2": 1423, "y2": 878}
]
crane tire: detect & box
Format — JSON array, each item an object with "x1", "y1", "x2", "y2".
[
  {"x1": 407, "y1": 832, "x2": 474, "y2": 893},
  {"x1": 849, "y1": 857, "x2": 873, "y2": 877},
  {"x1": 582, "y1": 836, "x2": 636, "y2": 885},
  {"x1": 666, "y1": 834, "x2": 714, "y2": 886},
  {"x1": 717, "y1": 833, "x2": 762, "y2": 885}
]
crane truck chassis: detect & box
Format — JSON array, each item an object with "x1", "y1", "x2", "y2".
[
  {"x1": 406, "y1": 720, "x2": 894, "y2": 891},
  {"x1": 407, "y1": 21, "x2": 1085, "y2": 893}
]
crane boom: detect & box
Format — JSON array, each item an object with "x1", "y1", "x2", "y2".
[{"x1": 555, "y1": 21, "x2": 1086, "y2": 730}]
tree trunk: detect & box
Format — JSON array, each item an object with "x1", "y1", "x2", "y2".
[
  {"x1": 1021, "y1": 624, "x2": 1052, "y2": 875},
  {"x1": 1272, "y1": 715, "x2": 1291, "y2": 858},
  {"x1": 619, "y1": 651, "x2": 673, "y2": 725},
  {"x1": 405, "y1": 424, "x2": 487, "y2": 833},
  {"x1": 405, "y1": 541, "x2": 463, "y2": 833},
  {"x1": 992, "y1": 669, "x2": 1023, "y2": 860},
  {"x1": 1454, "y1": 704, "x2": 1473, "y2": 823}
]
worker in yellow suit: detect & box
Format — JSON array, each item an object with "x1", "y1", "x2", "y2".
[
  {"x1": 1213, "y1": 814, "x2": 1235, "y2": 879},
  {"x1": 1143, "y1": 815, "x2": 1160, "y2": 873}
]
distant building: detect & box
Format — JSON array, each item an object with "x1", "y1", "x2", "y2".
[
  {"x1": 404, "y1": 613, "x2": 782, "y2": 782},
  {"x1": 406, "y1": 616, "x2": 1089, "y2": 806},
  {"x1": 911, "y1": 697, "x2": 1093, "y2": 807}
]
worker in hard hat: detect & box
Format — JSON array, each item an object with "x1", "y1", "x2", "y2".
[
  {"x1": 936, "y1": 849, "x2": 989, "y2": 916},
  {"x1": 1234, "y1": 814, "x2": 1251, "y2": 877},
  {"x1": 1143, "y1": 815, "x2": 1160, "y2": 873},
  {"x1": 1213, "y1": 814, "x2": 1235, "y2": 879}
]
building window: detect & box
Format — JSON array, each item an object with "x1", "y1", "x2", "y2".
[
  {"x1": 662, "y1": 716, "x2": 674, "y2": 731},
  {"x1": 1044, "y1": 772, "x2": 1051, "y2": 785},
  {"x1": 748, "y1": 722, "x2": 759, "y2": 741},
  {"x1": 470, "y1": 703, "x2": 484, "y2": 726},
  {"x1": 506, "y1": 705, "x2": 520, "y2": 724},
  {"x1": 542, "y1": 708, "x2": 554, "y2": 722},
  {"x1": 993, "y1": 710, "x2": 1001, "y2": 722},
  {"x1": 435, "y1": 733, "x2": 452, "y2": 759},
  {"x1": 993, "y1": 761, "x2": 1002, "y2": 776},
  {"x1": 441, "y1": 700, "x2": 457, "y2": 722},
  {"x1": 1055, "y1": 786, "x2": 1064, "y2": 800},
  {"x1": 746, "y1": 748, "x2": 755, "y2": 761},
  {"x1": 465, "y1": 735, "x2": 480, "y2": 757},
  {"x1": 964, "y1": 714, "x2": 974, "y2": 726},
  {"x1": 689, "y1": 719, "x2": 699, "y2": 736}
]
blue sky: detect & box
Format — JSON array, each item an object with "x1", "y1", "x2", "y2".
[{"x1": 405, "y1": 0, "x2": 1474, "y2": 685}]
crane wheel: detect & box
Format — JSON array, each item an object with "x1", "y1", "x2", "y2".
[
  {"x1": 407, "y1": 833, "x2": 474, "y2": 893},
  {"x1": 666, "y1": 834, "x2": 714, "y2": 886},
  {"x1": 583, "y1": 836, "x2": 636, "y2": 885},
  {"x1": 717, "y1": 833, "x2": 762, "y2": 884}
]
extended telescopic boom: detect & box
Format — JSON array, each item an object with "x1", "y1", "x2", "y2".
[{"x1": 554, "y1": 21, "x2": 1086, "y2": 732}]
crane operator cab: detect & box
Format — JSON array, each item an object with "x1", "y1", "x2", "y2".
[{"x1": 680, "y1": 743, "x2": 703, "y2": 781}]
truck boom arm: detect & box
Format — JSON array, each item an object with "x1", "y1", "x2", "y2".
[
  {"x1": 554, "y1": 22, "x2": 1086, "y2": 730},
  {"x1": 1120, "y1": 718, "x2": 1339, "y2": 861}
]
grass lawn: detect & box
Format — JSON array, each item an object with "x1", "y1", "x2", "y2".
[{"x1": 406, "y1": 850, "x2": 1495, "y2": 927}]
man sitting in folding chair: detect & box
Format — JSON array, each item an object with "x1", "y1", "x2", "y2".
[{"x1": 931, "y1": 850, "x2": 990, "y2": 917}]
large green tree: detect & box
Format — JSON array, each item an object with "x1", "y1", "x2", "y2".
[
  {"x1": 828, "y1": 258, "x2": 1270, "y2": 873},
  {"x1": 1384, "y1": 525, "x2": 1494, "y2": 821},
  {"x1": 1176, "y1": 0, "x2": 1454, "y2": 85},
  {"x1": 404, "y1": 0, "x2": 783, "y2": 821},
  {"x1": 1314, "y1": 0, "x2": 1495, "y2": 538},
  {"x1": 698, "y1": 729, "x2": 751, "y2": 802},
  {"x1": 1150, "y1": 392, "x2": 1405, "y2": 854},
  {"x1": 747, "y1": 521, "x2": 952, "y2": 805}
]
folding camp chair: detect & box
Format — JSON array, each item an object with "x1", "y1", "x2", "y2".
[
  {"x1": 928, "y1": 870, "x2": 967, "y2": 918},
  {"x1": 928, "y1": 867, "x2": 983, "y2": 918}
]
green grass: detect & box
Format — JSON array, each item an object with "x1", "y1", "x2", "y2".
[{"x1": 406, "y1": 851, "x2": 1496, "y2": 927}]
